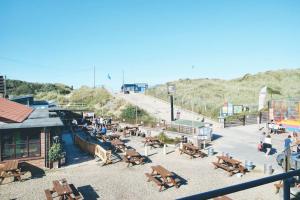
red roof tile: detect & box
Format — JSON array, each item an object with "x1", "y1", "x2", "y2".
[{"x1": 0, "y1": 98, "x2": 33, "y2": 123}]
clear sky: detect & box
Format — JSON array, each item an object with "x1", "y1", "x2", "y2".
[{"x1": 0, "y1": 0, "x2": 299, "y2": 91}]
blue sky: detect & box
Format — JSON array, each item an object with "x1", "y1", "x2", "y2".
[{"x1": 0, "y1": 0, "x2": 299, "y2": 91}]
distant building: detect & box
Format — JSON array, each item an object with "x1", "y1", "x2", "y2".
[
  {"x1": 9, "y1": 95, "x2": 56, "y2": 109},
  {"x1": 121, "y1": 83, "x2": 148, "y2": 93},
  {"x1": 0, "y1": 98, "x2": 63, "y2": 168}
]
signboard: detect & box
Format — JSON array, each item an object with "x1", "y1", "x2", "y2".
[
  {"x1": 167, "y1": 85, "x2": 176, "y2": 94},
  {"x1": 233, "y1": 105, "x2": 243, "y2": 114}
]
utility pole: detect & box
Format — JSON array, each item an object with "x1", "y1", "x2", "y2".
[
  {"x1": 93, "y1": 65, "x2": 96, "y2": 89},
  {"x1": 170, "y1": 95, "x2": 174, "y2": 121}
]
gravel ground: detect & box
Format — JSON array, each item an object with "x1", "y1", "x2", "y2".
[{"x1": 0, "y1": 125, "x2": 290, "y2": 200}]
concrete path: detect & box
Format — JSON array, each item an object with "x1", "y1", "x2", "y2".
[
  {"x1": 115, "y1": 92, "x2": 220, "y2": 127},
  {"x1": 62, "y1": 131, "x2": 93, "y2": 166}
]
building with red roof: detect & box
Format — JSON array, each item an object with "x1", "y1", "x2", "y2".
[{"x1": 0, "y1": 98, "x2": 63, "y2": 168}]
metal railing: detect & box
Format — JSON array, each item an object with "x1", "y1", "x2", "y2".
[{"x1": 177, "y1": 169, "x2": 300, "y2": 200}]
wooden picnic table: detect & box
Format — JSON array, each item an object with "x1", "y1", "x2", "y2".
[
  {"x1": 111, "y1": 139, "x2": 126, "y2": 152},
  {"x1": 0, "y1": 160, "x2": 24, "y2": 183},
  {"x1": 144, "y1": 137, "x2": 163, "y2": 148},
  {"x1": 145, "y1": 165, "x2": 179, "y2": 191},
  {"x1": 44, "y1": 178, "x2": 82, "y2": 200},
  {"x1": 212, "y1": 156, "x2": 246, "y2": 176},
  {"x1": 123, "y1": 149, "x2": 144, "y2": 166},
  {"x1": 180, "y1": 143, "x2": 206, "y2": 159}
]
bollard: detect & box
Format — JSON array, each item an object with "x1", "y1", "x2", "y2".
[
  {"x1": 180, "y1": 142, "x2": 183, "y2": 150},
  {"x1": 163, "y1": 144, "x2": 167, "y2": 155},
  {"x1": 145, "y1": 145, "x2": 148, "y2": 156}
]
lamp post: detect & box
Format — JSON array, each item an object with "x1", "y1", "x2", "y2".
[{"x1": 167, "y1": 84, "x2": 176, "y2": 121}]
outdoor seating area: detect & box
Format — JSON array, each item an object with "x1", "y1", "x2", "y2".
[
  {"x1": 145, "y1": 165, "x2": 180, "y2": 192},
  {"x1": 212, "y1": 156, "x2": 246, "y2": 176},
  {"x1": 44, "y1": 178, "x2": 82, "y2": 200},
  {"x1": 179, "y1": 143, "x2": 206, "y2": 159},
  {"x1": 0, "y1": 160, "x2": 26, "y2": 184}
]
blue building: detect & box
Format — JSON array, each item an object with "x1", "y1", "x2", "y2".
[{"x1": 121, "y1": 83, "x2": 148, "y2": 93}]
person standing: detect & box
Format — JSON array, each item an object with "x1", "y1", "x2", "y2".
[
  {"x1": 100, "y1": 116, "x2": 104, "y2": 126},
  {"x1": 284, "y1": 135, "x2": 293, "y2": 150}
]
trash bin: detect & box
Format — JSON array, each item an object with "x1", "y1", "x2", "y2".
[
  {"x1": 208, "y1": 148, "x2": 214, "y2": 156},
  {"x1": 264, "y1": 164, "x2": 273, "y2": 175},
  {"x1": 245, "y1": 160, "x2": 254, "y2": 171}
]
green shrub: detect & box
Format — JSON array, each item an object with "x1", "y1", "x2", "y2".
[
  {"x1": 49, "y1": 143, "x2": 62, "y2": 162},
  {"x1": 120, "y1": 105, "x2": 155, "y2": 125},
  {"x1": 157, "y1": 132, "x2": 180, "y2": 144}
]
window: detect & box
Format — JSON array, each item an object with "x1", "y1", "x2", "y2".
[{"x1": 1, "y1": 129, "x2": 41, "y2": 160}]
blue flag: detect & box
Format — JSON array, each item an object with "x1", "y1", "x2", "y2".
[{"x1": 107, "y1": 74, "x2": 111, "y2": 80}]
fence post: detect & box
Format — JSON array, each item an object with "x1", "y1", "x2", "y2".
[
  {"x1": 259, "y1": 112, "x2": 262, "y2": 124},
  {"x1": 283, "y1": 178, "x2": 290, "y2": 200},
  {"x1": 224, "y1": 118, "x2": 226, "y2": 128},
  {"x1": 243, "y1": 115, "x2": 246, "y2": 126}
]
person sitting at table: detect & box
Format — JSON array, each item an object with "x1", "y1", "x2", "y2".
[{"x1": 100, "y1": 125, "x2": 107, "y2": 135}]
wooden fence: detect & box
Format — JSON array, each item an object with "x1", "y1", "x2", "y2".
[{"x1": 74, "y1": 134, "x2": 112, "y2": 165}]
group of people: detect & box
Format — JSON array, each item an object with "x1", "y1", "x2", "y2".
[
  {"x1": 72, "y1": 116, "x2": 113, "y2": 137},
  {"x1": 259, "y1": 129, "x2": 300, "y2": 157},
  {"x1": 268, "y1": 120, "x2": 284, "y2": 134}
]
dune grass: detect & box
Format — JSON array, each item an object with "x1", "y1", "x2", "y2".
[{"x1": 146, "y1": 69, "x2": 300, "y2": 119}]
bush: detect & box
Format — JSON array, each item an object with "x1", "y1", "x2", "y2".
[
  {"x1": 120, "y1": 105, "x2": 155, "y2": 125},
  {"x1": 49, "y1": 143, "x2": 62, "y2": 162},
  {"x1": 157, "y1": 132, "x2": 180, "y2": 144}
]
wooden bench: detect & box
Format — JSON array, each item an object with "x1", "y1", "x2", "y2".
[
  {"x1": 44, "y1": 189, "x2": 53, "y2": 200},
  {"x1": 145, "y1": 173, "x2": 164, "y2": 192}
]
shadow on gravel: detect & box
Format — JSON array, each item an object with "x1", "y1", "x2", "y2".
[
  {"x1": 170, "y1": 172, "x2": 188, "y2": 188},
  {"x1": 78, "y1": 185, "x2": 100, "y2": 200},
  {"x1": 143, "y1": 156, "x2": 152, "y2": 164},
  {"x1": 212, "y1": 133, "x2": 223, "y2": 141},
  {"x1": 19, "y1": 162, "x2": 45, "y2": 179},
  {"x1": 147, "y1": 152, "x2": 158, "y2": 157}
]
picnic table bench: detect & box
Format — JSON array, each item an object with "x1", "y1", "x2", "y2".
[
  {"x1": 145, "y1": 165, "x2": 180, "y2": 192},
  {"x1": 0, "y1": 160, "x2": 25, "y2": 184},
  {"x1": 111, "y1": 139, "x2": 126, "y2": 152},
  {"x1": 123, "y1": 149, "x2": 144, "y2": 167},
  {"x1": 179, "y1": 143, "x2": 206, "y2": 159},
  {"x1": 44, "y1": 178, "x2": 82, "y2": 200},
  {"x1": 143, "y1": 137, "x2": 163, "y2": 148},
  {"x1": 212, "y1": 156, "x2": 246, "y2": 176}
]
